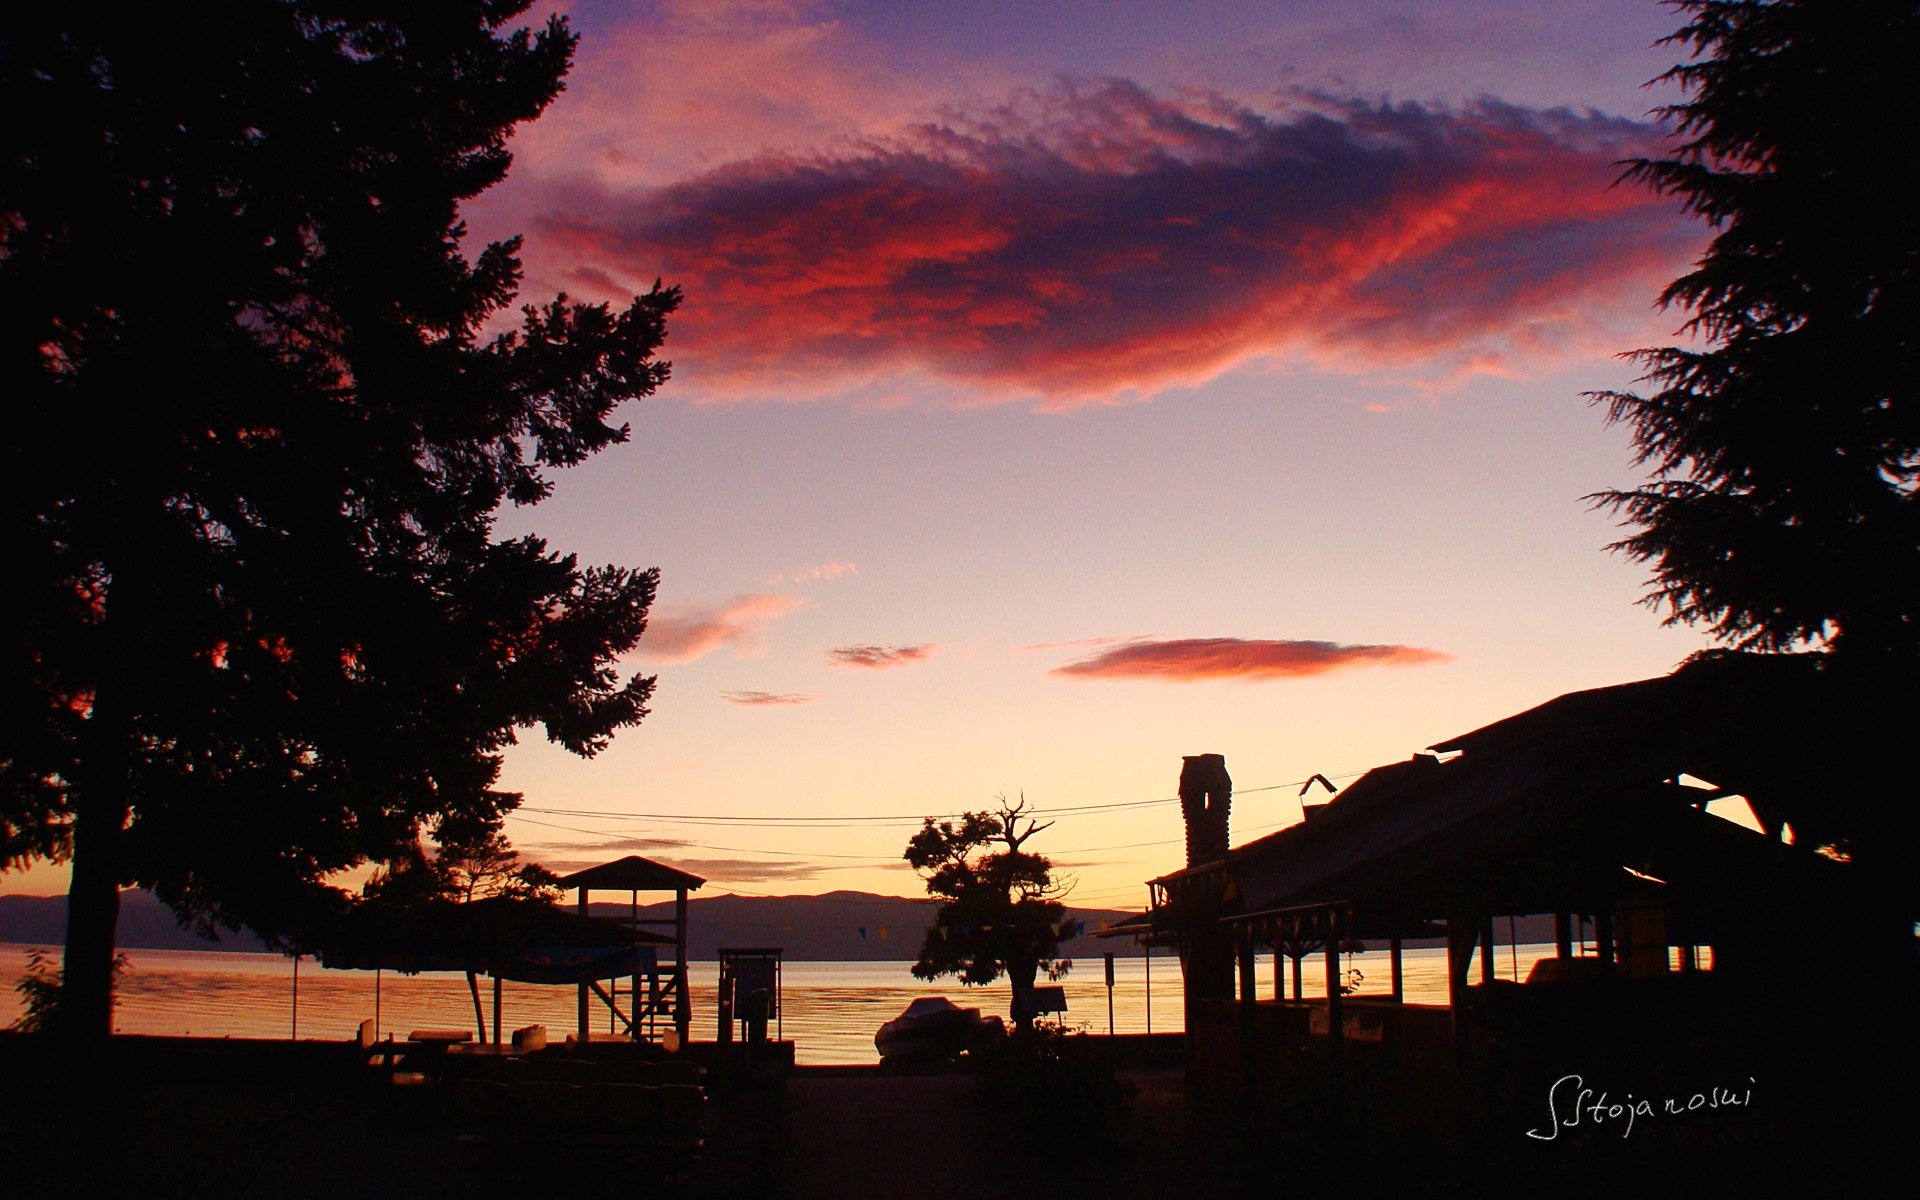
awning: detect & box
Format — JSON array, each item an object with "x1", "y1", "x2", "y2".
[{"x1": 315, "y1": 895, "x2": 672, "y2": 980}]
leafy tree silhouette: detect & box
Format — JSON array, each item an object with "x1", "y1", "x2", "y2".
[
  {"x1": 1, "y1": 5, "x2": 676, "y2": 1037},
  {"x1": 905, "y1": 794, "x2": 1073, "y2": 1029},
  {"x1": 1592, "y1": 0, "x2": 1920, "y2": 660}
]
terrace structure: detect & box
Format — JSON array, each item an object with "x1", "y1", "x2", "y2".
[{"x1": 1144, "y1": 653, "x2": 1911, "y2": 1123}]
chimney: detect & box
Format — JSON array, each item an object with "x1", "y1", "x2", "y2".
[{"x1": 1179, "y1": 753, "x2": 1232, "y2": 866}]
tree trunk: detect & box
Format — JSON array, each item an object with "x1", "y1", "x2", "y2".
[
  {"x1": 61, "y1": 679, "x2": 134, "y2": 1041},
  {"x1": 1008, "y1": 957, "x2": 1039, "y2": 1031}
]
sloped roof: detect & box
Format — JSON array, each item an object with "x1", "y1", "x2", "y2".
[
  {"x1": 555, "y1": 854, "x2": 707, "y2": 893},
  {"x1": 1154, "y1": 653, "x2": 1876, "y2": 923}
]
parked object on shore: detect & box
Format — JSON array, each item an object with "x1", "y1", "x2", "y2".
[{"x1": 874, "y1": 996, "x2": 992, "y2": 1062}]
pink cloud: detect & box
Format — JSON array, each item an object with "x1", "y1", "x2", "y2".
[
  {"x1": 521, "y1": 83, "x2": 1699, "y2": 404},
  {"x1": 1050, "y1": 637, "x2": 1451, "y2": 682},
  {"x1": 639, "y1": 593, "x2": 805, "y2": 663},
  {"x1": 827, "y1": 643, "x2": 936, "y2": 669},
  {"x1": 721, "y1": 690, "x2": 819, "y2": 706}
]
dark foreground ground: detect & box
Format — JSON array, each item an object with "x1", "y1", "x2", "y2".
[{"x1": 0, "y1": 1034, "x2": 1905, "y2": 1198}]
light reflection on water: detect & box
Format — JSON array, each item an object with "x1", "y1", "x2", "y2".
[{"x1": 2, "y1": 942, "x2": 1560, "y2": 1063}]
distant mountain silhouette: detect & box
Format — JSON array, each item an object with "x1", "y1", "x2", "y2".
[
  {"x1": 0, "y1": 890, "x2": 272, "y2": 953},
  {"x1": 0, "y1": 889, "x2": 1147, "y2": 961}
]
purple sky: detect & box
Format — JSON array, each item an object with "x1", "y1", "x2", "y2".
[{"x1": 6, "y1": 1, "x2": 1728, "y2": 909}]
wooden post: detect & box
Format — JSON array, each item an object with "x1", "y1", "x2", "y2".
[
  {"x1": 1555, "y1": 912, "x2": 1573, "y2": 959},
  {"x1": 1144, "y1": 943, "x2": 1152, "y2": 1036},
  {"x1": 641, "y1": 883, "x2": 648, "y2": 1044},
  {"x1": 1390, "y1": 936, "x2": 1404, "y2": 1003},
  {"x1": 578, "y1": 885, "x2": 591, "y2": 1039},
  {"x1": 1238, "y1": 927, "x2": 1257, "y2": 1101},
  {"x1": 1595, "y1": 909, "x2": 1615, "y2": 969},
  {"x1": 1480, "y1": 917, "x2": 1495, "y2": 986},
  {"x1": 1274, "y1": 943, "x2": 1284, "y2": 1001},
  {"x1": 1324, "y1": 934, "x2": 1345, "y2": 1062},
  {"x1": 1292, "y1": 950, "x2": 1304, "y2": 1000},
  {"x1": 1446, "y1": 916, "x2": 1473, "y2": 1049},
  {"x1": 467, "y1": 970, "x2": 488, "y2": 1043},
  {"x1": 492, "y1": 975, "x2": 503, "y2": 1047},
  {"x1": 1105, "y1": 953, "x2": 1116, "y2": 1036},
  {"x1": 675, "y1": 887, "x2": 690, "y2": 1045},
  {"x1": 290, "y1": 954, "x2": 299, "y2": 1041}
]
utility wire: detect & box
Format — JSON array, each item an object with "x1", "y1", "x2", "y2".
[
  {"x1": 508, "y1": 814, "x2": 903, "y2": 862},
  {"x1": 515, "y1": 769, "x2": 1367, "y2": 830}
]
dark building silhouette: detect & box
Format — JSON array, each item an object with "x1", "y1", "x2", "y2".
[{"x1": 1141, "y1": 654, "x2": 1912, "y2": 1146}]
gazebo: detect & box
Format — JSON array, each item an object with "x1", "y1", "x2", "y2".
[{"x1": 555, "y1": 855, "x2": 706, "y2": 1046}]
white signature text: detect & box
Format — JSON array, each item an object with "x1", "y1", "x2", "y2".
[{"x1": 1525, "y1": 1073, "x2": 1755, "y2": 1141}]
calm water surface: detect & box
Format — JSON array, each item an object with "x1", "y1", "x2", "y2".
[{"x1": 2, "y1": 942, "x2": 1559, "y2": 1063}]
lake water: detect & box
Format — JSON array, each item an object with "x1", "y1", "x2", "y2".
[{"x1": 1, "y1": 941, "x2": 1561, "y2": 1063}]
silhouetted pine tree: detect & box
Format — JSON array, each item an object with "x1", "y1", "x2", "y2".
[
  {"x1": 1, "y1": 4, "x2": 677, "y2": 1037},
  {"x1": 1593, "y1": 0, "x2": 1919, "y2": 659},
  {"x1": 905, "y1": 796, "x2": 1072, "y2": 1029}
]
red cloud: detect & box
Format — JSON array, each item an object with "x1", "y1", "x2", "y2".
[
  {"x1": 1051, "y1": 638, "x2": 1451, "y2": 682},
  {"x1": 528, "y1": 83, "x2": 1698, "y2": 403},
  {"x1": 720, "y1": 690, "x2": 818, "y2": 706},
  {"x1": 828, "y1": 643, "x2": 935, "y2": 669},
  {"x1": 639, "y1": 593, "x2": 805, "y2": 663}
]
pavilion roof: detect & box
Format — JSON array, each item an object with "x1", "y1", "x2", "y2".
[{"x1": 555, "y1": 854, "x2": 707, "y2": 893}]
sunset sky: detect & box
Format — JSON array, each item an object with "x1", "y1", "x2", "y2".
[{"x1": 8, "y1": 0, "x2": 1725, "y2": 910}]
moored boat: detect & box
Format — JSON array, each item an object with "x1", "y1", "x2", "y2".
[{"x1": 874, "y1": 996, "x2": 993, "y2": 1062}]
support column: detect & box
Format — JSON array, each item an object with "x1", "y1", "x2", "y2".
[
  {"x1": 1324, "y1": 935, "x2": 1345, "y2": 1062},
  {"x1": 1443, "y1": 917, "x2": 1474, "y2": 1044},
  {"x1": 641, "y1": 883, "x2": 648, "y2": 1036},
  {"x1": 1390, "y1": 936, "x2": 1404, "y2": 1003},
  {"x1": 577, "y1": 886, "x2": 591, "y2": 1039},
  {"x1": 1145, "y1": 945, "x2": 1152, "y2": 1035},
  {"x1": 1480, "y1": 917, "x2": 1496, "y2": 986},
  {"x1": 492, "y1": 976, "x2": 502, "y2": 1047},
  {"x1": 1555, "y1": 912, "x2": 1573, "y2": 959},
  {"x1": 1595, "y1": 909, "x2": 1615, "y2": 969},
  {"x1": 467, "y1": 970, "x2": 488, "y2": 1044},
  {"x1": 1237, "y1": 927, "x2": 1258, "y2": 1100},
  {"x1": 674, "y1": 887, "x2": 691, "y2": 1045}
]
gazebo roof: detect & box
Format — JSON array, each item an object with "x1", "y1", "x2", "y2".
[{"x1": 555, "y1": 854, "x2": 707, "y2": 893}]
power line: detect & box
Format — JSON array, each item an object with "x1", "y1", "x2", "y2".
[
  {"x1": 515, "y1": 769, "x2": 1367, "y2": 830},
  {"x1": 508, "y1": 814, "x2": 903, "y2": 862},
  {"x1": 513, "y1": 808, "x2": 1305, "y2": 867}
]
